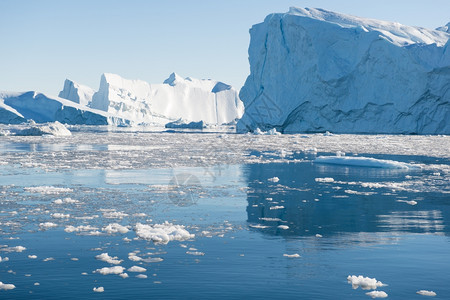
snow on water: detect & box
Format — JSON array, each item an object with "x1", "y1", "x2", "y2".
[
  {"x1": 315, "y1": 156, "x2": 420, "y2": 169},
  {"x1": 347, "y1": 275, "x2": 385, "y2": 290},
  {"x1": 237, "y1": 7, "x2": 449, "y2": 134},
  {"x1": 135, "y1": 222, "x2": 194, "y2": 244}
]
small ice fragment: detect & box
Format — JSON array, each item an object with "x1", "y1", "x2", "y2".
[
  {"x1": 128, "y1": 266, "x2": 147, "y2": 273},
  {"x1": 366, "y1": 291, "x2": 388, "y2": 298},
  {"x1": 71, "y1": 258, "x2": 79, "y2": 261},
  {"x1": 186, "y1": 251, "x2": 205, "y2": 256},
  {"x1": 0, "y1": 256, "x2": 9, "y2": 262},
  {"x1": 416, "y1": 290, "x2": 437, "y2": 296},
  {"x1": 137, "y1": 274, "x2": 148, "y2": 279},
  {"x1": 34, "y1": 282, "x2": 40, "y2": 286},
  {"x1": 268, "y1": 177, "x2": 280, "y2": 183},
  {"x1": 396, "y1": 200, "x2": 417, "y2": 205},
  {"x1": 347, "y1": 275, "x2": 385, "y2": 290},
  {"x1": 278, "y1": 225, "x2": 289, "y2": 230},
  {"x1": 283, "y1": 254, "x2": 300, "y2": 258},
  {"x1": 270, "y1": 206, "x2": 284, "y2": 210},
  {"x1": 102, "y1": 223, "x2": 129, "y2": 234},
  {"x1": 315, "y1": 234, "x2": 323, "y2": 238},
  {"x1": 119, "y1": 273, "x2": 129, "y2": 279},
  {"x1": 39, "y1": 222, "x2": 58, "y2": 229},
  {"x1": 93, "y1": 287, "x2": 104, "y2": 293},
  {"x1": 81, "y1": 272, "x2": 88, "y2": 275},
  {"x1": 28, "y1": 255, "x2": 37, "y2": 259},
  {"x1": 95, "y1": 253, "x2": 122, "y2": 265},
  {"x1": 315, "y1": 178, "x2": 335, "y2": 183},
  {"x1": 52, "y1": 213, "x2": 70, "y2": 219},
  {"x1": 94, "y1": 266, "x2": 125, "y2": 275},
  {"x1": 0, "y1": 282, "x2": 16, "y2": 290},
  {"x1": 43, "y1": 257, "x2": 54, "y2": 262}
]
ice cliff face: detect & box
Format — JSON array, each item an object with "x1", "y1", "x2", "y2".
[
  {"x1": 58, "y1": 79, "x2": 95, "y2": 107},
  {"x1": 91, "y1": 73, "x2": 244, "y2": 125},
  {"x1": 237, "y1": 7, "x2": 450, "y2": 134}
]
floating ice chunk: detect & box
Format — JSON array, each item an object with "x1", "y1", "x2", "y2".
[
  {"x1": 64, "y1": 225, "x2": 98, "y2": 233},
  {"x1": 128, "y1": 253, "x2": 142, "y2": 262},
  {"x1": 315, "y1": 177, "x2": 335, "y2": 183},
  {"x1": 94, "y1": 266, "x2": 125, "y2": 275},
  {"x1": 93, "y1": 287, "x2": 104, "y2": 293},
  {"x1": 39, "y1": 222, "x2": 58, "y2": 229},
  {"x1": 397, "y1": 200, "x2": 418, "y2": 205},
  {"x1": 315, "y1": 156, "x2": 420, "y2": 169},
  {"x1": 252, "y1": 128, "x2": 281, "y2": 135},
  {"x1": 0, "y1": 246, "x2": 26, "y2": 253},
  {"x1": 34, "y1": 282, "x2": 40, "y2": 286},
  {"x1": 0, "y1": 282, "x2": 15, "y2": 290},
  {"x1": 135, "y1": 222, "x2": 194, "y2": 244},
  {"x1": 52, "y1": 213, "x2": 70, "y2": 219},
  {"x1": 142, "y1": 257, "x2": 164, "y2": 263},
  {"x1": 43, "y1": 257, "x2": 54, "y2": 262},
  {"x1": 165, "y1": 118, "x2": 206, "y2": 129},
  {"x1": 0, "y1": 256, "x2": 9, "y2": 262},
  {"x1": 270, "y1": 206, "x2": 284, "y2": 210},
  {"x1": 186, "y1": 251, "x2": 205, "y2": 256},
  {"x1": 28, "y1": 255, "x2": 37, "y2": 259},
  {"x1": 103, "y1": 211, "x2": 129, "y2": 219},
  {"x1": 102, "y1": 223, "x2": 129, "y2": 234},
  {"x1": 95, "y1": 253, "x2": 122, "y2": 265},
  {"x1": 366, "y1": 291, "x2": 388, "y2": 298},
  {"x1": 128, "y1": 266, "x2": 147, "y2": 273},
  {"x1": 15, "y1": 121, "x2": 72, "y2": 137},
  {"x1": 315, "y1": 234, "x2": 323, "y2": 238},
  {"x1": 119, "y1": 273, "x2": 129, "y2": 279},
  {"x1": 136, "y1": 274, "x2": 148, "y2": 279},
  {"x1": 416, "y1": 290, "x2": 437, "y2": 296},
  {"x1": 283, "y1": 254, "x2": 301, "y2": 258},
  {"x1": 268, "y1": 177, "x2": 280, "y2": 183},
  {"x1": 278, "y1": 225, "x2": 289, "y2": 230},
  {"x1": 53, "y1": 198, "x2": 79, "y2": 205},
  {"x1": 347, "y1": 275, "x2": 385, "y2": 290},
  {"x1": 25, "y1": 186, "x2": 73, "y2": 194}
]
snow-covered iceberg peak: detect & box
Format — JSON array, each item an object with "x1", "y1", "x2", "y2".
[
  {"x1": 91, "y1": 73, "x2": 244, "y2": 125},
  {"x1": 237, "y1": 7, "x2": 450, "y2": 134},
  {"x1": 58, "y1": 79, "x2": 95, "y2": 107}
]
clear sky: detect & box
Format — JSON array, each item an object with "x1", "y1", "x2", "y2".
[{"x1": 1, "y1": 0, "x2": 449, "y2": 96}]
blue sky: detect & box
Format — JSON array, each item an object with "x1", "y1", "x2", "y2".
[{"x1": 1, "y1": 0, "x2": 449, "y2": 96}]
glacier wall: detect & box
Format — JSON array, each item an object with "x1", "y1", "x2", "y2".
[{"x1": 237, "y1": 7, "x2": 450, "y2": 134}]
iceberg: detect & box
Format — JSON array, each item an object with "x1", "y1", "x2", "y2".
[
  {"x1": 237, "y1": 7, "x2": 450, "y2": 134},
  {"x1": 0, "y1": 91, "x2": 127, "y2": 125},
  {"x1": 91, "y1": 72, "x2": 244, "y2": 125},
  {"x1": 58, "y1": 79, "x2": 95, "y2": 107},
  {"x1": 165, "y1": 118, "x2": 206, "y2": 129}
]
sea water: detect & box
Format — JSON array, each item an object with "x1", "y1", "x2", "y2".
[{"x1": 0, "y1": 131, "x2": 449, "y2": 299}]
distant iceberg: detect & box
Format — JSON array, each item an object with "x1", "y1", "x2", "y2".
[{"x1": 237, "y1": 7, "x2": 450, "y2": 134}]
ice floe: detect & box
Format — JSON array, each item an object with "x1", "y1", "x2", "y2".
[
  {"x1": 102, "y1": 223, "x2": 129, "y2": 234},
  {"x1": 128, "y1": 266, "x2": 147, "y2": 273},
  {"x1": 347, "y1": 275, "x2": 385, "y2": 290},
  {"x1": 315, "y1": 177, "x2": 335, "y2": 183},
  {"x1": 283, "y1": 254, "x2": 301, "y2": 258},
  {"x1": 366, "y1": 291, "x2": 388, "y2": 298},
  {"x1": 95, "y1": 253, "x2": 122, "y2": 265},
  {"x1": 0, "y1": 246, "x2": 26, "y2": 253},
  {"x1": 39, "y1": 222, "x2": 58, "y2": 229},
  {"x1": 52, "y1": 213, "x2": 70, "y2": 219},
  {"x1": 94, "y1": 266, "x2": 125, "y2": 275},
  {"x1": 267, "y1": 177, "x2": 280, "y2": 183},
  {"x1": 93, "y1": 287, "x2": 104, "y2": 292},
  {"x1": 136, "y1": 274, "x2": 148, "y2": 279},
  {"x1": 135, "y1": 222, "x2": 194, "y2": 244},
  {"x1": 416, "y1": 290, "x2": 437, "y2": 296},
  {"x1": 0, "y1": 256, "x2": 9, "y2": 262},
  {"x1": 278, "y1": 225, "x2": 289, "y2": 230},
  {"x1": 315, "y1": 156, "x2": 420, "y2": 169},
  {"x1": 28, "y1": 255, "x2": 37, "y2": 259},
  {"x1": 0, "y1": 282, "x2": 15, "y2": 290}
]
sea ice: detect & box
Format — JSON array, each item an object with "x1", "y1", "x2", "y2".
[
  {"x1": 93, "y1": 287, "x2": 104, "y2": 293},
  {"x1": 95, "y1": 253, "x2": 123, "y2": 265},
  {"x1": 283, "y1": 254, "x2": 301, "y2": 258},
  {"x1": 416, "y1": 290, "x2": 437, "y2": 296},
  {"x1": 135, "y1": 222, "x2": 194, "y2": 244},
  {"x1": 94, "y1": 266, "x2": 125, "y2": 275},
  {"x1": 0, "y1": 282, "x2": 15, "y2": 290},
  {"x1": 347, "y1": 275, "x2": 385, "y2": 290},
  {"x1": 128, "y1": 266, "x2": 147, "y2": 273},
  {"x1": 315, "y1": 156, "x2": 419, "y2": 169},
  {"x1": 366, "y1": 291, "x2": 388, "y2": 298},
  {"x1": 102, "y1": 223, "x2": 129, "y2": 234}
]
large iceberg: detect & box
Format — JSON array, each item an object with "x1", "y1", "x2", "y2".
[
  {"x1": 0, "y1": 91, "x2": 126, "y2": 125},
  {"x1": 58, "y1": 79, "x2": 95, "y2": 107},
  {"x1": 237, "y1": 7, "x2": 450, "y2": 134},
  {"x1": 90, "y1": 73, "x2": 244, "y2": 125}
]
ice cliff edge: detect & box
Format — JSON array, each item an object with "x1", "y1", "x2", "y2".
[{"x1": 237, "y1": 7, "x2": 450, "y2": 134}]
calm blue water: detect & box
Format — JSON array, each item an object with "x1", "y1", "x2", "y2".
[{"x1": 0, "y1": 146, "x2": 449, "y2": 299}]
